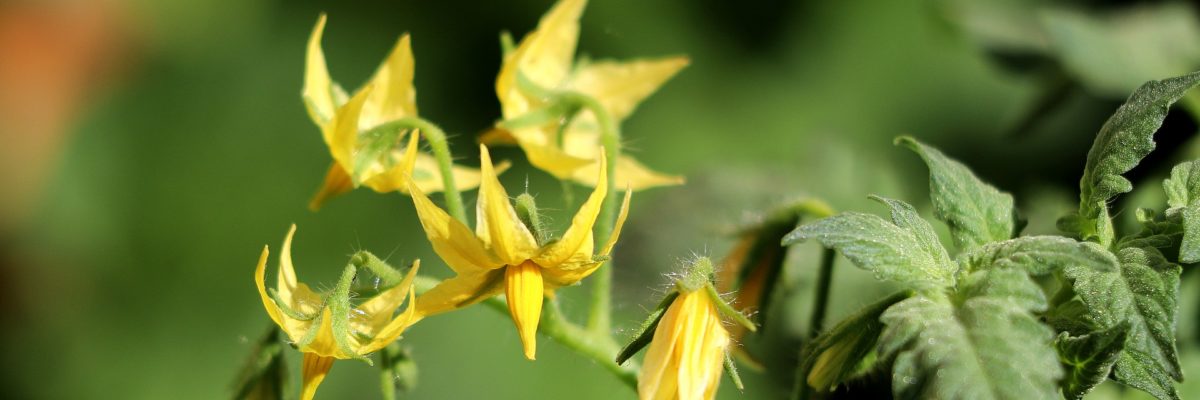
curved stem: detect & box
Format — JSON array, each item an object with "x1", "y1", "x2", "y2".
[
  {"x1": 391, "y1": 117, "x2": 468, "y2": 224},
  {"x1": 562, "y1": 92, "x2": 620, "y2": 334}
]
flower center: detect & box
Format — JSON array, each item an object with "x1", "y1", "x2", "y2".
[{"x1": 505, "y1": 260, "x2": 544, "y2": 360}]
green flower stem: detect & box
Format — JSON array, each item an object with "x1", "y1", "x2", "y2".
[
  {"x1": 561, "y1": 91, "x2": 621, "y2": 335},
  {"x1": 413, "y1": 277, "x2": 638, "y2": 390},
  {"x1": 808, "y1": 248, "x2": 837, "y2": 338},
  {"x1": 390, "y1": 117, "x2": 468, "y2": 224},
  {"x1": 379, "y1": 345, "x2": 397, "y2": 400},
  {"x1": 794, "y1": 248, "x2": 837, "y2": 400}
]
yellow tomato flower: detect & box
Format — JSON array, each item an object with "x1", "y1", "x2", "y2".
[
  {"x1": 638, "y1": 287, "x2": 732, "y2": 400},
  {"x1": 407, "y1": 144, "x2": 631, "y2": 360},
  {"x1": 254, "y1": 225, "x2": 420, "y2": 400},
  {"x1": 304, "y1": 14, "x2": 498, "y2": 210},
  {"x1": 489, "y1": 0, "x2": 688, "y2": 190}
]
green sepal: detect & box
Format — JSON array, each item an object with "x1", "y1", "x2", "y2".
[
  {"x1": 723, "y1": 351, "x2": 744, "y2": 391},
  {"x1": 231, "y1": 324, "x2": 290, "y2": 400},
  {"x1": 678, "y1": 257, "x2": 715, "y2": 292},
  {"x1": 499, "y1": 31, "x2": 515, "y2": 58},
  {"x1": 801, "y1": 291, "x2": 909, "y2": 392},
  {"x1": 351, "y1": 121, "x2": 410, "y2": 185},
  {"x1": 267, "y1": 288, "x2": 321, "y2": 321},
  {"x1": 330, "y1": 264, "x2": 372, "y2": 365},
  {"x1": 896, "y1": 136, "x2": 1018, "y2": 251},
  {"x1": 616, "y1": 290, "x2": 679, "y2": 365},
  {"x1": 1057, "y1": 322, "x2": 1130, "y2": 400},
  {"x1": 294, "y1": 307, "x2": 325, "y2": 350},
  {"x1": 704, "y1": 284, "x2": 756, "y2": 333}
]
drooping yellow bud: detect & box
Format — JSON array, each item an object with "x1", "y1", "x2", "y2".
[{"x1": 505, "y1": 260, "x2": 544, "y2": 360}]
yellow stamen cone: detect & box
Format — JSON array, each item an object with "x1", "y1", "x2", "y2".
[{"x1": 505, "y1": 260, "x2": 544, "y2": 360}]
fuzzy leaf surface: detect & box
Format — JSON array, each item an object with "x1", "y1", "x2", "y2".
[
  {"x1": 1077, "y1": 71, "x2": 1200, "y2": 223},
  {"x1": 1164, "y1": 160, "x2": 1200, "y2": 263},
  {"x1": 959, "y1": 235, "x2": 1117, "y2": 276},
  {"x1": 1056, "y1": 323, "x2": 1129, "y2": 400},
  {"x1": 898, "y1": 136, "x2": 1017, "y2": 251},
  {"x1": 784, "y1": 198, "x2": 954, "y2": 289},
  {"x1": 877, "y1": 269, "x2": 1061, "y2": 400},
  {"x1": 1062, "y1": 245, "x2": 1182, "y2": 400}
]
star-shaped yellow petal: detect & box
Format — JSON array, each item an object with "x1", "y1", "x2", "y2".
[
  {"x1": 302, "y1": 14, "x2": 493, "y2": 209},
  {"x1": 409, "y1": 144, "x2": 630, "y2": 359},
  {"x1": 490, "y1": 0, "x2": 687, "y2": 190},
  {"x1": 254, "y1": 224, "x2": 420, "y2": 400}
]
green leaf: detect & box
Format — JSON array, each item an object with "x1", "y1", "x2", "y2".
[
  {"x1": 877, "y1": 269, "x2": 1061, "y2": 400},
  {"x1": 1056, "y1": 323, "x2": 1129, "y2": 400},
  {"x1": 1076, "y1": 71, "x2": 1200, "y2": 235},
  {"x1": 959, "y1": 235, "x2": 1117, "y2": 276},
  {"x1": 783, "y1": 198, "x2": 955, "y2": 289},
  {"x1": 1164, "y1": 160, "x2": 1200, "y2": 263},
  {"x1": 802, "y1": 291, "x2": 910, "y2": 392},
  {"x1": 897, "y1": 136, "x2": 1018, "y2": 251},
  {"x1": 1062, "y1": 245, "x2": 1182, "y2": 399}
]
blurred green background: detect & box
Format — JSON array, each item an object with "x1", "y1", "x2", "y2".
[{"x1": 6, "y1": 0, "x2": 1200, "y2": 398}]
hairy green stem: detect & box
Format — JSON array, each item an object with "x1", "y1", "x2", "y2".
[
  {"x1": 388, "y1": 117, "x2": 468, "y2": 224},
  {"x1": 562, "y1": 92, "x2": 621, "y2": 334}
]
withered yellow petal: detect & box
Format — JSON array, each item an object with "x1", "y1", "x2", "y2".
[
  {"x1": 598, "y1": 189, "x2": 632, "y2": 256},
  {"x1": 360, "y1": 130, "x2": 421, "y2": 193},
  {"x1": 358, "y1": 34, "x2": 418, "y2": 130},
  {"x1": 323, "y1": 84, "x2": 375, "y2": 176},
  {"x1": 276, "y1": 225, "x2": 301, "y2": 304},
  {"x1": 358, "y1": 262, "x2": 421, "y2": 354},
  {"x1": 300, "y1": 353, "x2": 335, "y2": 400},
  {"x1": 408, "y1": 180, "x2": 502, "y2": 274},
  {"x1": 570, "y1": 155, "x2": 683, "y2": 191},
  {"x1": 534, "y1": 149, "x2": 607, "y2": 267},
  {"x1": 254, "y1": 245, "x2": 284, "y2": 327},
  {"x1": 309, "y1": 163, "x2": 354, "y2": 211},
  {"x1": 414, "y1": 269, "x2": 506, "y2": 317},
  {"x1": 518, "y1": 138, "x2": 594, "y2": 179},
  {"x1": 475, "y1": 145, "x2": 538, "y2": 264},
  {"x1": 354, "y1": 259, "x2": 420, "y2": 336},
  {"x1": 569, "y1": 57, "x2": 690, "y2": 121},
  {"x1": 359, "y1": 288, "x2": 418, "y2": 355},
  {"x1": 505, "y1": 261, "x2": 544, "y2": 360}
]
